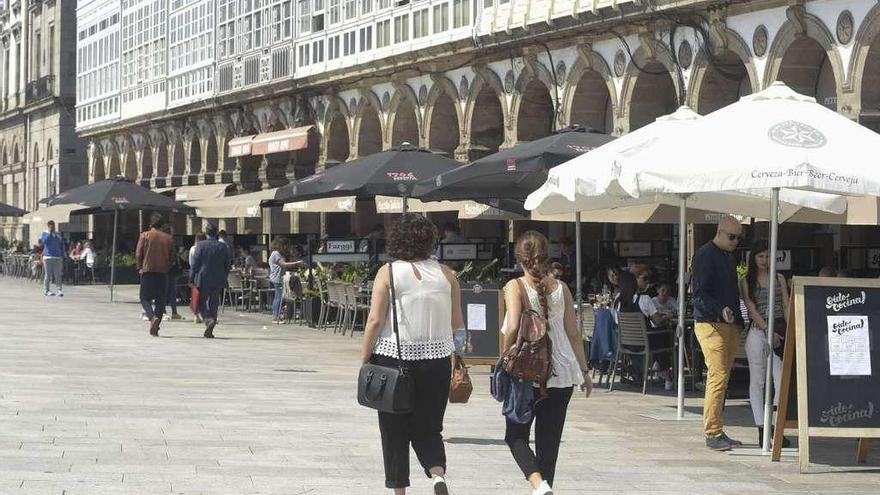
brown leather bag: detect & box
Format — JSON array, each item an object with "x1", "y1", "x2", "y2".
[
  {"x1": 449, "y1": 353, "x2": 473, "y2": 403},
  {"x1": 502, "y1": 278, "x2": 552, "y2": 396}
]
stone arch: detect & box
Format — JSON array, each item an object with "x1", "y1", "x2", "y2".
[
  {"x1": 325, "y1": 109, "x2": 351, "y2": 164},
  {"x1": 171, "y1": 140, "x2": 185, "y2": 176},
  {"x1": 464, "y1": 68, "x2": 507, "y2": 156},
  {"x1": 619, "y1": 40, "x2": 683, "y2": 132},
  {"x1": 156, "y1": 143, "x2": 169, "y2": 178},
  {"x1": 189, "y1": 134, "x2": 202, "y2": 175},
  {"x1": 33, "y1": 142, "x2": 40, "y2": 163},
  {"x1": 852, "y1": 4, "x2": 880, "y2": 119},
  {"x1": 107, "y1": 144, "x2": 121, "y2": 177},
  {"x1": 562, "y1": 50, "x2": 617, "y2": 132},
  {"x1": 93, "y1": 144, "x2": 106, "y2": 182},
  {"x1": 513, "y1": 75, "x2": 556, "y2": 142},
  {"x1": 425, "y1": 80, "x2": 462, "y2": 157},
  {"x1": 387, "y1": 85, "x2": 422, "y2": 148},
  {"x1": 13, "y1": 140, "x2": 20, "y2": 163},
  {"x1": 123, "y1": 148, "x2": 137, "y2": 181},
  {"x1": 353, "y1": 91, "x2": 384, "y2": 158},
  {"x1": 46, "y1": 139, "x2": 53, "y2": 161},
  {"x1": 220, "y1": 135, "x2": 235, "y2": 171},
  {"x1": 764, "y1": 13, "x2": 845, "y2": 109},
  {"x1": 688, "y1": 29, "x2": 759, "y2": 114},
  {"x1": 141, "y1": 144, "x2": 153, "y2": 180},
  {"x1": 206, "y1": 132, "x2": 219, "y2": 173}
]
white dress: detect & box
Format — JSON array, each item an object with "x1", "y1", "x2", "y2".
[
  {"x1": 373, "y1": 259, "x2": 455, "y2": 361},
  {"x1": 505, "y1": 281, "x2": 584, "y2": 389}
]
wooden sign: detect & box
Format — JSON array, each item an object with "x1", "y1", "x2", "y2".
[{"x1": 774, "y1": 277, "x2": 879, "y2": 472}]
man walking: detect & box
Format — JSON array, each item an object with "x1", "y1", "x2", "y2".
[
  {"x1": 692, "y1": 215, "x2": 744, "y2": 451},
  {"x1": 190, "y1": 223, "x2": 231, "y2": 338},
  {"x1": 39, "y1": 220, "x2": 65, "y2": 297},
  {"x1": 136, "y1": 213, "x2": 175, "y2": 337}
]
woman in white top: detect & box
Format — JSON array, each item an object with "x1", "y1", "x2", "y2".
[
  {"x1": 360, "y1": 214, "x2": 464, "y2": 495},
  {"x1": 503, "y1": 231, "x2": 592, "y2": 495},
  {"x1": 78, "y1": 241, "x2": 97, "y2": 268}
]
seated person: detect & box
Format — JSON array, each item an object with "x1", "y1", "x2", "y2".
[
  {"x1": 615, "y1": 271, "x2": 673, "y2": 389},
  {"x1": 651, "y1": 283, "x2": 678, "y2": 320},
  {"x1": 631, "y1": 264, "x2": 659, "y2": 298}
]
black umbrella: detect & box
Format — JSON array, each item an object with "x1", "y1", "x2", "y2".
[
  {"x1": 47, "y1": 176, "x2": 195, "y2": 301},
  {"x1": 0, "y1": 202, "x2": 26, "y2": 217},
  {"x1": 412, "y1": 126, "x2": 616, "y2": 201},
  {"x1": 272, "y1": 145, "x2": 461, "y2": 211}
]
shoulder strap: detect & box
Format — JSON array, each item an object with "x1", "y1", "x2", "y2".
[
  {"x1": 515, "y1": 278, "x2": 533, "y2": 312},
  {"x1": 388, "y1": 262, "x2": 404, "y2": 365}
]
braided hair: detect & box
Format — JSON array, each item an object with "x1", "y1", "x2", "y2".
[{"x1": 515, "y1": 231, "x2": 550, "y2": 320}]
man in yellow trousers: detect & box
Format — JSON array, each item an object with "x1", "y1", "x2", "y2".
[{"x1": 691, "y1": 215, "x2": 744, "y2": 451}]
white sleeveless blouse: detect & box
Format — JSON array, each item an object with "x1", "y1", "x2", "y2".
[
  {"x1": 505, "y1": 280, "x2": 584, "y2": 389},
  {"x1": 373, "y1": 259, "x2": 455, "y2": 360}
]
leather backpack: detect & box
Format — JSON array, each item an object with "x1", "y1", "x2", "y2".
[{"x1": 502, "y1": 278, "x2": 552, "y2": 397}]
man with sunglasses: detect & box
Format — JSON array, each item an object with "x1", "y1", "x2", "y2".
[{"x1": 691, "y1": 215, "x2": 744, "y2": 451}]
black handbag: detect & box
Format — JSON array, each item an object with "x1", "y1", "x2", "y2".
[{"x1": 357, "y1": 262, "x2": 414, "y2": 413}]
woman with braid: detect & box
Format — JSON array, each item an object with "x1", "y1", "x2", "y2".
[{"x1": 502, "y1": 231, "x2": 593, "y2": 495}]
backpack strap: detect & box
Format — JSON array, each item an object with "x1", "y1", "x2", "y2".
[{"x1": 515, "y1": 278, "x2": 533, "y2": 312}]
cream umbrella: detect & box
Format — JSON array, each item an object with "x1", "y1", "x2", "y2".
[{"x1": 617, "y1": 82, "x2": 880, "y2": 452}]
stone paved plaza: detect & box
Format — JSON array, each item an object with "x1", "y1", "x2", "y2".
[{"x1": 1, "y1": 278, "x2": 879, "y2": 495}]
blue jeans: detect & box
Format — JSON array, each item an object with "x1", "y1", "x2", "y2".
[{"x1": 271, "y1": 281, "x2": 284, "y2": 320}]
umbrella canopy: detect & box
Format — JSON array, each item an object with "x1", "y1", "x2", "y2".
[
  {"x1": 619, "y1": 82, "x2": 880, "y2": 199},
  {"x1": 282, "y1": 196, "x2": 358, "y2": 213},
  {"x1": 272, "y1": 146, "x2": 460, "y2": 204},
  {"x1": 526, "y1": 106, "x2": 846, "y2": 219},
  {"x1": 46, "y1": 176, "x2": 195, "y2": 214},
  {"x1": 531, "y1": 204, "x2": 751, "y2": 224},
  {"x1": 374, "y1": 195, "x2": 527, "y2": 219},
  {"x1": 413, "y1": 127, "x2": 615, "y2": 201},
  {"x1": 190, "y1": 188, "x2": 278, "y2": 218},
  {"x1": 0, "y1": 202, "x2": 26, "y2": 217}
]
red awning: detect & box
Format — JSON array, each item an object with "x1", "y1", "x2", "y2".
[
  {"x1": 228, "y1": 135, "x2": 255, "y2": 157},
  {"x1": 250, "y1": 126, "x2": 313, "y2": 155}
]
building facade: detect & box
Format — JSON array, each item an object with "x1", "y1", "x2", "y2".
[
  {"x1": 73, "y1": 0, "x2": 880, "y2": 236},
  {"x1": 0, "y1": 0, "x2": 87, "y2": 241}
]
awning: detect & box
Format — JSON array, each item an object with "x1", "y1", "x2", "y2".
[
  {"x1": 251, "y1": 126, "x2": 313, "y2": 155},
  {"x1": 175, "y1": 184, "x2": 233, "y2": 202},
  {"x1": 190, "y1": 188, "x2": 277, "y2": 219},
  {"x1": 282, "y1": 196, "x2": 357, "y2": 213},
  {"x1": 531, "y1": 204, "x2": 751, "y2": 224},
  {"x1": 228, "y1": 135, "x2": 256, "y2": 157},
  {"x1": 153, "y1": 187, "x2": 177, "y2": 196},
  {"x1": 22, "y1": 203, "x2": 88, "y2": 225}
]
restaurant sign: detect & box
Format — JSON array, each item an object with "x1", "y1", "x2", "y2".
[{"x1": 326, "y1": 240, "x2": 356, "y2": 253}]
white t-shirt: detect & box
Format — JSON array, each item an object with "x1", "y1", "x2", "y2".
[
  {"x1": 80, "y1": 248, "x2": 96, "y2": 268},
  {"x1": 613, "y1": 293, "x2": 658, "y2": 324}
]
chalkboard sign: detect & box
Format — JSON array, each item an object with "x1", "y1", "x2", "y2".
[
  {"x1": 788, "y1": 277, "x2": 880, "y2": 471},
  {"x1": 459, "y1": 282, "x2": 504, "y2": 365}
]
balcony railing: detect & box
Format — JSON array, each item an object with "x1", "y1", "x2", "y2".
[{"x1": 26, "y1": 75, "x2": 55, "y2": 104}]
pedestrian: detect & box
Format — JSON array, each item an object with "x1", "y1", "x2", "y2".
[
  {"x1": 190, "y1": 223, "x2": 231, "y2": 338},
  {"x1": 692, "y1": 215, "x2": 744, "y2": 451},
  {"x1": 162, "y1": 225, "x2": 183, "y2": 321},
  {"x1": 268, "y1": 238, "x2": 301, "y2": 324},
  {"x1": 39, "y1": 220, "x2": 65, "y2": 297},
  {"x1": 359, "y1": 214, "x2": 464, "y2": 495},
  {"x1": 502, "y1": 231, "x2": 592, "y2": 495},
  {"x1": 189, "y1": 232, "x2": 207, "y2": 323},
  {"x1": 136, "y1": 213, "x2": 175, "y2": 337},
  {"x1": 739, "y1": 240, "x2": 791, "y2": 448}
]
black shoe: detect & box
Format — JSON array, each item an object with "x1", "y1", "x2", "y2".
[
  {"x1": 149, "y1": 316, "x2": 162, "y2": 337},
  {"x1": 204, "y1": 319, "x2": 216, "y2": 338},
  {"x1": 758, "y1": 427, "x2": 791, "y2": 448},
  {"x1": 706, "y1": 435, "x2": 732, "y2": 451},
  {"x1": 432, "y1": 477, "x2": 449, "y2": 495}
]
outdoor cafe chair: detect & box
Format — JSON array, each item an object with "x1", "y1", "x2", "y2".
[
  {"x1": 252, "y1": 276, "x2": 275, "y2": 312},
  {"x1": 609, "y1": 312, "x2": 675, "y2": 394},
  {"x1": 224, "y1": 270, "x2": 250, "y2": 311},
  {"x1": 341, "y1": 283, "x2": 370, "y2": 337}
]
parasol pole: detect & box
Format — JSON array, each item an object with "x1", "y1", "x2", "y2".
[
  {"x1": 762, "y1": 187, "x2": 780, "y2": 453},
  {"x1": 575, "y1": 211, "x2": 583, "y2": 337},
  {"x1": 676, "y1": 194, "x2": 688, "y2": 419},
  {"x1": 110, "y1": 208, "x2": 118, "y2": 302}
]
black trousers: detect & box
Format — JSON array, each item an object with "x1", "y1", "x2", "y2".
[
  {"x1": 139, "y1": 272, "x2": 168, "y2": 320},
  {"x1": 505, "y1": 386, "x2": 573, "y2": 487},
  {"x1": 373, "y1": 354, "x2": 452, "y2": 489},
  {"x1": 166, "y1": 273, "x2": 179, "y2": 313},
  {"x1": 198, "y1": 288, "x2": 222, "y2": 322}
]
